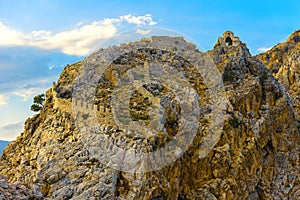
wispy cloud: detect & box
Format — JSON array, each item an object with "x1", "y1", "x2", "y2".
[
  {"x1": 0, "y1": 46, "x2": 81, "y2": 93},
  {"x1": 48, "y1": 64, "x2": 64, "y2": 70},
  {"x1": 12, "y1": 87, "x2": 47, "y2": 101},
  {"x1": 10, "y1": 76, "x2": 56, "y2": 101},
  {"x1": 48, "y1": 65, "x2": 56, "y2": 70},
  {"x1": 0, "y1": 94, "x2": 9, "y2": 106},
  {"x1": 0, "y1": 14, "x2": 157, "y2": 56},
  {"x1": 0, "y1": 74, "x2": 54, "y2": 101},
  {"x1": 256, "y1": 47, "x2": 272, "y2": 53},
  {"x1": 136, "y1": 29, "x2": 152, "y2": 35},
  {"x1": 120, "y1": 14, "x2": 157, "y2": 26},
  {"x1": 0, "y1": 122, "x2": 23, "y2": 141}
]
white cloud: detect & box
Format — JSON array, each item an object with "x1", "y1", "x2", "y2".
[
  {"x1": 49, "y1": 65, "x2": 55, "y2": 70},
  {"x1": 8, "y1": 76, "x2": 55, "y2": 101},
  {"x1": 29, "y1": 30, "x2": 52, "y2": 40},
  {"x1": 0, "y1": 122, "x2": 23, "y2": 141},
  {"x1": 0, "y1": 22, "x2": 26, "y2": 46},
  {"x1": 0, "y1": 94, "x2": 9, "y2": 106},
  {"x1": 257, "y1": 47, "x2": 272, "y2": 53},
  {"x1": 0, "y1": 14, "x2": 157, "y2": 56},
  {"x1": 136, "y1": 29, "x2": 152, "y2": 35},
  {"x1": 120, "y1": 14, "x2": 157, "y2": 26}
]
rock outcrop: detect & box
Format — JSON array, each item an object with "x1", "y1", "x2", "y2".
[
  {"x1": 0, "y1": 175, "x2": 34, "y2": 200},
  {"x1": 258, "y1": 30, "x2": 300, "y2": 120},
  {"x1": 0, "y1": 31, "x2": 299, "y2": 199}
]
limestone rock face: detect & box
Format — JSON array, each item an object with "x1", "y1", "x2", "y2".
[
  {"x1": 0, "y1": 175, "x2": 34, "y2": 200},
  {"x1": 258, "y1": 30, "x2": 300, "y2": 119},
  {"x1": 0, "y1": 32, "x2": 299, "y2": 199}
]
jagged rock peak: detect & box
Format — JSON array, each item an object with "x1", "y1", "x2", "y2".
[{"x1": 212, "y1": 31, "x2": 251, "y2": 62}]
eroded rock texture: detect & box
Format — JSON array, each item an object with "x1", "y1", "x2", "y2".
[
  {"x1": 258, "y1": 30, "x2": 300, "y2": 120},
  {"x1": 0, "y1": 31, "x2": 299, "y2": 199}
]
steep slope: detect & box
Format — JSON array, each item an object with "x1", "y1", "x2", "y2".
[
  {"x1": 0, "y1": 32, "x2": 299, "y2": 199},
  {"x1": 258, "y1": 30, "x2": 300, "y2": 119}
]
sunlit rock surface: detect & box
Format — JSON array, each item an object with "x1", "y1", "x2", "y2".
[{"x1": 0, "y1": 31, "x2": 299, "y2": 199}]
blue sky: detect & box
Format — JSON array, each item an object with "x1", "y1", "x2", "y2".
[{"x1": 0, "y1": 0, "x2": 299, "y2": 141}]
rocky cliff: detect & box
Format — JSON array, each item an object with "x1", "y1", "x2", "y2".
[
  {"x1": 0, "y1": 31, "x2": 299, "y2": 200},
  {"x1": 258, "y1": 30, "x2": 300, "y2": 120}
]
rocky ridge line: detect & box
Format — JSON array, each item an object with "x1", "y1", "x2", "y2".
[{"x1": 0, "y1": 31, "x2": 299, "y2": 199}]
